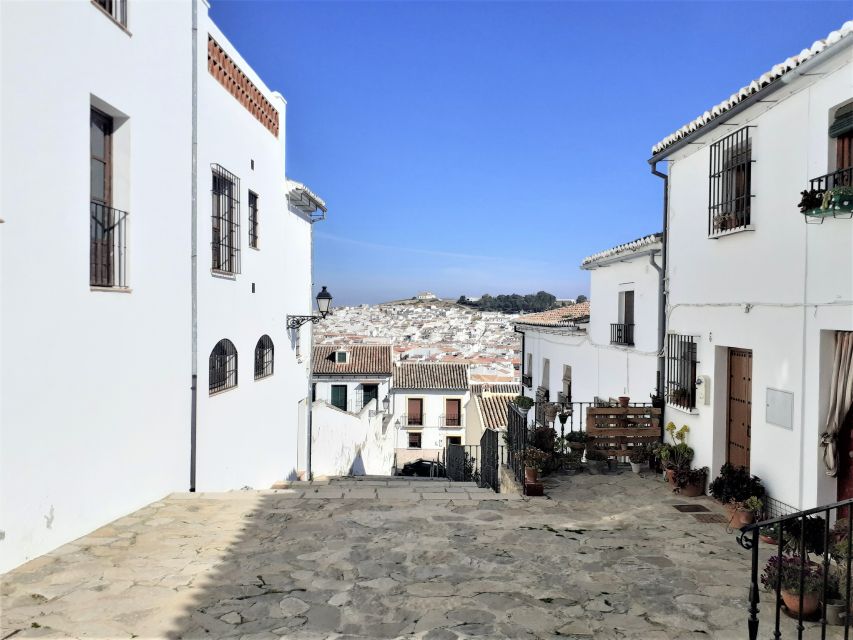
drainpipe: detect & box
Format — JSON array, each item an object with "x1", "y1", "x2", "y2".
[
  {"x1": 306, "y1": 225, "x2": 315, "y2": 480},
  {"x1": 650, "y1": 161, "x2": 668, "y2": 423},
  {"x1": 189, "y1": 0, "x2": 199, "y2": 491}
]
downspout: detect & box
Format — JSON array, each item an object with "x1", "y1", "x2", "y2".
[
  {"x1": 189, "y1": 0, "x2": 199, "y2": 492},
  {"x1": 650, "y1": 161, "x2": 668, "y2": 422},
  {"x1": 306, "y1": 223, "x2": 315, "y2": 480}
]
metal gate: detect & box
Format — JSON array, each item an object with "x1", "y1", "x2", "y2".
[
  {"x1": 445, "y1": 444, "x2": 481, "y2": 484},
  {"x1": 480, "y1": 429, "x2": 499, "y2": 492}
]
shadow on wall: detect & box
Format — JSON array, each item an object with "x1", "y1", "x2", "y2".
[{"x1": 350, "y1": 450, "x2": 366, "y2": 476}]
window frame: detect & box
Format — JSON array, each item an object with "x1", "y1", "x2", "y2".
[
  {"x1": 408, "y1": 432, "x2": 422, "y2": 449},
  {"x1": 666, "y1": 334, "x2": 698, "y2": 410},
  {"x1": 248, "y1": 191, "x2": 259, "y2": 249},
  {"x1": 254, "y1": 335, "x2": 274, "y2": 380},
  {"x1": 709, "y1": 127, "x2": 753, "y2": 236},
  {"x1": 211, "y1": 164, "x2": 241, "y2": 275},
  {"x1": 331, "y1": 384, "x2": 348, "y2": 411},
  {"x1": 210, "y1": 339, "x2": 238, "y2": 394}
]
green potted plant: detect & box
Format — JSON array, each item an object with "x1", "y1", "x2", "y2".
[
  {"x1": 732, "y1": 495, "x2": 764, "y2": 526},
  {"x1": 565, "y1": 431, "x2": 590, "y2": 450},
  {"x1": 673, "y1": 467, "x2": 708, "y2": 497},
  {"x1": 629, "y1": 447, "x2": 647, "y2": 474},
  {"x1": 761, "y1": 555, "x2": 823, "y2": 616},
  {"x1": 523, "y1": 447, "x2": 548, "y2": 483},
  {"x1": 584, "y1": 449, "x2": 608, "y2": 475},
  {"x1": 514, "y1": 395, "x2": 534, "y2": 416},
  {"x1": 760, "y1": 522, "x2": 781, "y2": 546},
  {"x1": 565, "y1": 450, "x2": 583, "y2": 474}
]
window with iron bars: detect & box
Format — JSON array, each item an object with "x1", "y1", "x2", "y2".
[
  {"x1": 210, "y1": 338, "x2": 238, "y2": 394},
  {"x1": 212, "y1": 164, "x2": 240, "y2": 274},
  {"x1": 254, "y1": 334, "x2": 274, "y2": 379},
  {"x1": 93, "y1": 0, "x2": 127, "y2": 28},
  {"x1": 709, "y1": 127, "x2": 753, "y2": 236},
  {"x1": 248, "y1": 191, "x2": 259, "y2": 249},
  {"x1": 666, "y1": 334, "x2": 698, "y2": 410}
]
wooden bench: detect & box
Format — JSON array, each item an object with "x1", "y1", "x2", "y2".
[{"x1": 585, "y1": 406, "x2": 662, "y2": 458}]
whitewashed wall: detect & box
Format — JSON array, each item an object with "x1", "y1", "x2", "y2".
[
  {"x1": 390, "y1": 389, "x2": 470, "y2": 449},
  {"x1": 194, "y1": 12, "x2": 312, "y2": 491},
  {"x1": 0, "y1": 1, "x2": 192, "y2": 572},
  {"x1": 311, "y1": 400, "x2": 395, "y2": 476},
  {"x1": 313, "y1": 377, "x2": 392, "y2": 412},
  {"x1": 663, "y1": 44, "x2": 853, "y2": 509}
]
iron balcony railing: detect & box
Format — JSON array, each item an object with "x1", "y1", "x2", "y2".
[
  {"x1": 810, "y1": 166, "x2": 853, "y2": 192},
  {"x1": 610, "y1": 323, "x2": 635, "y2": 346},
  {"x1": 737, "y1": 496, "x2": 853, "y2": 639},
  {"x1": 94, "y1": 0, "x2": 127, "y2": 27},
  {"x1": 401, "y1": 413, "x2": 425, "y2": 427},
  {"x1": 90, "y1": 202, "x2": 128, "y2": 288},
  {"x1": 521, "y1": 373, "x2": 533, "y2": 388},
  {"x1": 439, "y1": 414, "x2": 462, "y2": 428}
]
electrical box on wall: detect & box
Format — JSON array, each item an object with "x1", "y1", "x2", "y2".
[{"x1": 695, "y1": 375, "x2": 711, "y2": 405}]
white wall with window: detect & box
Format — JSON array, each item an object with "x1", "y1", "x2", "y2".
[
  {"x1": 654, "y1": 25, "x2": 853, "y2": 509},
  {"x1": 390, "y1": 389, "x2": 470, "y2": 452},
  {"x1": 0, "y1": 1, "x2": 192, "y2": 572}
]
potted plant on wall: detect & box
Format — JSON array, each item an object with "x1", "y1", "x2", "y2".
[
  {"x1": 565, "y1": 431, "x2": 590, "y2": 451},
  {"x1": 514, "y1": 395, "x2": 534, "y2": 416},
  {"x1": 761, "y1": 555, "x2": 823, "y2": 617}
]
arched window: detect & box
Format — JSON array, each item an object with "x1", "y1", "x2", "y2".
[
  {"x1": 254, "y1": 335, "x2": 274, "y2": 379},
  {"x1": 210, "y1": 339, "x2": 237, "y2": 394}
]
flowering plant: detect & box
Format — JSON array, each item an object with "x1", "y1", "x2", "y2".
[
  {"x1": 760, "y1": 556, "x2": 823, "y2": 595},
  {"x1": 522, "y1": 447, "x2": 550, "y2": 471}
]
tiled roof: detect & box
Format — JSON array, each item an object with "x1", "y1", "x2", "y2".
[
  {"x1": 581, "y1": 233, "x2": 662, "y2": 269},
  {"x1": 514, "y1": 302, "x2": 590, "y2": 328},
  {"x1": 313, "y1": 345, "x2": 392, "y2": 375},
  {"x1": 286, "y1": 178, "x2": 327, "y2": 213},
  {"x1": 652, "y1": 21, "x2": 853, "y2": 155},
  {"x1": 477, "y1": 394, "x2": 513, "y2": 431},
  {"x1": 470, "y1": 383, "x2": 520, "y2": 396},
  {"x1": 393, "y1": 363, "x2": 468, "y2": 390}
]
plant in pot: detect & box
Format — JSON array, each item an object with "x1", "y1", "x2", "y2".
[
  {"x1": 673, "y1": 466, "x2": 708, "y2": 497},
  {"x1": 731, "y1": 495, "x2": 764, "y2": 526},
  {"x1": 629, "y1": 447, "x2": 648, "y2": 474},
  {"x1": 565, "y1": 430, "x2": 590, "y2": 451},
  {"x1": 665, "y1": 443, "x2": 695, "y2": 486},
  {"x1": 709, "y1": 463, "x2": 766, "y2": 508},
  {"x1": 648, "y1": 442, "x2": 669, "y2": 474},
  {"x1": 761, "y1": 555, "x2": 823, "y2": 617},
  {"x1": 618, "y1": 395, "x2": 630, "y2": 408},
  {"x1": 565, "y1": 450, "x2": 583, "y2": 474},
  {"x1": 584, "y1": 449, "x2": 608, "y2": 475},
  {"x1": 760, "y1": 522, "x2": 782, "y2": 546},
  {"x1": 821, "y1": 566, "x2": 850, "y2": 626},
  {"x1": 514, "y1": 395, "x2": 534, "y2": 415},
  {"x1": 523, "y1": 447, "x2": 549, "y2": 483}
]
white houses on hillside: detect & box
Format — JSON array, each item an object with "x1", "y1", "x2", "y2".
[
  {"x1": 649, "y1": 22, "x2": 853, "y2": 510},
  {"x1": 0, "y1": 0, "x2": 323, "y2": 572},
  {"x1": 391, "y1": 363, "x2": 470, "y2": 465},
  {"x1": 516, "y1": 234, "x2": 663, "y2": 422}
]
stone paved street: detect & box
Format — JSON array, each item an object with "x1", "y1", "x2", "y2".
[{"x1": 0, "y1": 472, "x2": 845, "y2": 639}]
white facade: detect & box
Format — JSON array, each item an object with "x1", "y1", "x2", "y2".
[
  {"x1": 194, "y1": 11, "x2": 313, "y2": 491},
  {"x1": 0, "y1": 1, "x2": 192, "y2": 573},
  {"x1": 0, "y1": 0, "x2": 317, "y2": 572},
  {"x1": 313, "y1": 377, "x2": 392, "y2": 413},
  {"x1": 518, "y1": 238, "x2": 662, "y2": 417},
  {"x1": 654, "y1": 29, "x2": 853, "y2": 509},
  {"x1": 310, "y1": 401, "x2": 395, "y2": 477},
  {"x1": 391, "y1": 389, "x2": 470, "y2": 452}
]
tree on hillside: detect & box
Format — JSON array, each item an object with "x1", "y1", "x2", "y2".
[{"x1": 576, "y1": 294, "x2": 588, "y2": 303}]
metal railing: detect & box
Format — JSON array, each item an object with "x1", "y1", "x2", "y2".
[
  {"x1": 480, "y1": 430, "x2": 499, "y2": 492},
  {"x1": 738, "y1": 497, "x2": 853, "y2": 639},
  {"x1": 446, "y1": 444, "x2": 480, "y2": 484},
  {"x1": 610, "y1": 323, "x2": 635, "y2": 346},
  {"x1": 506, "y1": 404, "x2": 529, "y2": 491},
  {"x1": 401, "y1": 413, "x2": 425, "y2": 427},
  {"x1": 810, "y1": 166, "x2": 853, "y2": 192},
  {"x1": 90, "y1": 202, "x2": 128, "y2": 288},
  {"x1": 667, "y1": 334, "x2": 698, "y2": 410},
  {"x1": 439, "y1": 414, "x2": 462, "y2": 427}
]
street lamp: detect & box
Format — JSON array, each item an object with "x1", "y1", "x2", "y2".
[
  {"x1": 382, "y1": 396, "x2": 390, "y2": 414},
  {"x1": 287, "y1": 286, "x2": 334, "y2": 330}
]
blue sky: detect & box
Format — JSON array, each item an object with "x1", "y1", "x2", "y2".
[{"x1": 211, "y1": 1, "x2": 850, "y2": 306}]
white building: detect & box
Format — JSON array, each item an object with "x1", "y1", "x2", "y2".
[
  {"x1": 650, "y1": 22, "x2": 853, "y2": 510},
  {"x1": 312, "y1": 345, "x2": 393, "y2": 413},
  {"x1": 0, "y1": 0, "x2": 321, "y2": 572},
  {"x1": 391, "y1": 363, "x2": 470, "y2": 466},
  {"x1": 516, "y1": 234, "x2": 662, "y2": 425},
  {"x1": 416, "y1": 291, "x2": 438, "y2": 301}
]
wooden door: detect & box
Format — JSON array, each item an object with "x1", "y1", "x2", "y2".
[
  {"x1": 727, "y1": 349, "x2": 753, "y2": 470},
  {"x1": 623, "y1": 291, "x2": 635, "y2": 326},
  {"x1": 407, "y1": 398, "x2": 423, "y2": 425},
  {"x1": 445, "y1": 399, "x2": 461, "y2": 426},
  {"x1": 836, "y1": 131, "x2": 853, "y2": 173},
  {"x1": 331, "y1": 385, "x2": 347, "y2": 411}
]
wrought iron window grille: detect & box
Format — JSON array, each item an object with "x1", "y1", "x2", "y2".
[
  {"x1": 90, "y1": 202, "x2": 129, "y2": 288},
  {"x1": 666, "y1": 334, "x2": 698, "y2": 410},
  {"x1": 254, "y1": 335, "x2": 274, "y2": 379},
  {"x1": 211, "y1": 164, "x2": 241, "y2": 275},
  {"x1": 209, "y1": 339, "x2": 238, "y2": 394},
  {"x1": 709, "y1": 126, "x2": 754, "y2": 236}
]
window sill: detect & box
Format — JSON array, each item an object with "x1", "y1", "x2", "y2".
[
  {"x1": 90, "y1": 286, "x2": 132, "y2": 293},
  {"x1": 90, "y1": 1, "x2": 132, "y2": 36},
  {"x1": 211, "y1": 270, "x2": 237, "y2": 280},
  {"x1": 709, "y1": 225, "x2": 755, "y2": 239},
  {"x1": 254, "y1": 374, "x2": 274, "y2": 382},
  {"x1": 667, "y1": 403, "x2": 699, "y2": 415},
  {"x1": 210, "y1": 385, "x2": 238, "y2": 397},
  {"x1": 249, "y1": 245, "x2": 260, "y2": 252}
]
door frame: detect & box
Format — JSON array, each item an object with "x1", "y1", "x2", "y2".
[{"x1": 726, "y1": 347, "x2": 753, "y2": 470}]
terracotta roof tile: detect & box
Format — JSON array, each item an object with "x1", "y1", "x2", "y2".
[
  {"x1": 514, "y1": 302, "x2": 590, "y2": 328},
  {"x1": 470, "y1": 383, "x2": 520, "y2": 396},
  {"x1": 477, "y1": 394, "x2": 513, "y2": 430},
  {"x1": 313, "y1": 345, "x2": 392, "y2": 375},
  {"x1": 393, "y1": 363, "x2": 468, "y2": 390}
]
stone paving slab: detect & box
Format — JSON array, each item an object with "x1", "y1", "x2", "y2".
[{"x1": 2, "y1": 472, "x2": 846, "y2": 639}]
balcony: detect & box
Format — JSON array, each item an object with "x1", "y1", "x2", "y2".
[
  {"x1": 401, "y1": 414, "x2": 425, "y2": 427},
  {"x1": 90, "y1": 202, "x2": 129, "y2": 288},
  {"x1": 521, "y1": 373, "x2": 532, "y2": 388},
  {"x1": 610, "y1": 323, "x2": 634, "y2": 346},
  {"x1": 439, "y1": 414, "x2": 462, "y2": 428},
  {"x1": 800, "y1": 166, "x2": 853, "y2": 223}
]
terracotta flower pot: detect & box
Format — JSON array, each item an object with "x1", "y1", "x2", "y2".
[
  {"x1": 679, "y1": 482, "x2": 703, "y2": 498},
  {"x1": 665, "y1": 469, "x2": 676, "y2": 485},
  {"x1": 524, "y1": 466, "x2": 538, "y2": 483},
  {"x1": 618, "y1": 396, "x2": 630, "y2": 408},
  {"x1": 760, "y1": 535, "x2": 778, "y2": 546},
  {"x1": 781, "y1": 590, "x2": 819, "y2": 617},
  {"x1": 737, "y1": 509, "x2": 755, "y2": 526}
]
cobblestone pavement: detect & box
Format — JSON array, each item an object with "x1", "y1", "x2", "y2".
[{"x1": 1, "y1": 471, "x2": 845, "y2": 639}]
